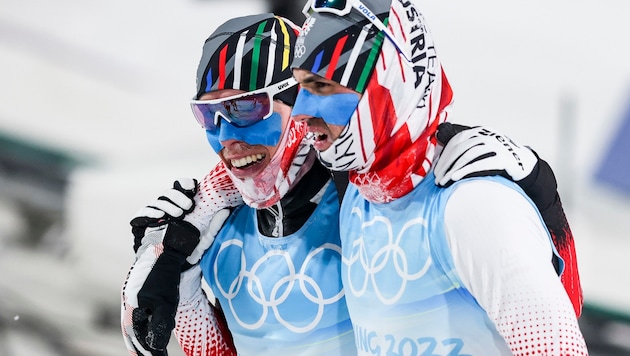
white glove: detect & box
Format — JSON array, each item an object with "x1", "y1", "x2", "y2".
[
  {"x1": 136, "y1": 178, "x2": 196, "y2": 219},
  {"x1": 434, "y1": 124, "x2": 538, "y2": 186},
  {"x1": 129, "y1": 177, "x2": 230, "y2": 264},
  {"x1": 129, "y1": 178, "x2": 198, "y2": 252}
]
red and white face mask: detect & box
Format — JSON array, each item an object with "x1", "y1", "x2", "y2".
[
  {"x1": 226, "y1": 120, "x2": 314, "y2": 209},
  {"x1": 318, "y1": 1, "x2": 454, "y2": 203}
]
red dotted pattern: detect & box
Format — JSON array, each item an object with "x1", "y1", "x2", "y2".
[
  {"x1": 174, "y1": 299, "x2": 236, "y2": 356},
  {"x1": 120, "y1": 289, "x2": 139, "y2": 356},
  {"x1": 491, "y1": 290, "x2": 588, "y2": 355},
  {"x1": 197, "y1": 162, "x2": 243, "y2": 212},
  {"x1": 171, "y1": 163, "x2": 239, "y2": 355},
  {"x1": 184, "y1": 162, "x2": 243, "y2": 231}
]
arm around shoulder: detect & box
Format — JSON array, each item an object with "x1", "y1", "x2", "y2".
[
  {"x1": 173, "y1": 265, "x2": 236, "y2": 356},
  {"x1": 443, "y1": 179, "x2": 587, "y2": 355}
]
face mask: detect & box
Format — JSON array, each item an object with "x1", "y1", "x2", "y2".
[
  {"x1": 223, "y1": 120, "x2": 313, "y2": 209},
  {"x1": 316, "y1": 115, "x2": 365, "y2": 172}
]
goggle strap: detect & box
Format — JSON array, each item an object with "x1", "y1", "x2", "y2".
[{"x1": 308, "y1": 0, "x2": 413, "y2": 64}]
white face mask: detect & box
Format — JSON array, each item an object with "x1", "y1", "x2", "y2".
[{"x1": 316, "y1": 109, "x2": 369, "y2": 173}]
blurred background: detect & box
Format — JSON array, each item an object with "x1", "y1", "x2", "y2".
[{"x1": 0, "y1": 0, "x2": 628, "y2": 355}]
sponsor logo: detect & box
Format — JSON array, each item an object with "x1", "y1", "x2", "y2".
[
  {"x1": 277, "y1": 81, "x2": 290, "y2": 91},
  {"x1": 357, "y1": 4, "x2": 377, "y2": 21},
  {"x1": 480, "y1": 129, "x2": 525, "y2": 170},
  {"x1": 301, "y1": 16, "x2": 316, "y2": 37}
]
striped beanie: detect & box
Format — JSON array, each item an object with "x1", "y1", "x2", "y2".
[
  {"x1": 195, "y1": 14, "x2": 299, "y2": 105},
  {"x1": 291, "y1": 0, "x2": 390, "y2": 94},
  {"x1": 291, "y1": 0, "x2": 456, "y2": 203}
]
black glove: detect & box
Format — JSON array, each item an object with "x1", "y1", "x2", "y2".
[
  {"x1": 127, "y1": 179, "x2": 201, "y2": 354},
  {"x1": 132, "y1": 219, "x2": 201, "y2": 353}
]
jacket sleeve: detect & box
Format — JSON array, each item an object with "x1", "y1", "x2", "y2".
[
  {"x1": 517, "y1": 157, "x2": 583, "y2": 317},
  {"x1": 173, "y1": 265, "x2": 236, "y2": 356},
  {"x1": 444, "y1": 180, "x2": 588, "y2": 355},
  {"x1": 121, "y1": 162, "x2": 243, "y2": 355}
]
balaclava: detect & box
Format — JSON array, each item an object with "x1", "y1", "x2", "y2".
[
  {"x1": 292, "y1": 0, "x2": 454, "y2": 203},
  {"x1": 195, "y1": 14, "x2": 314, "y2": 208}
]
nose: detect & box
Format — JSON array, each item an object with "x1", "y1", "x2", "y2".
[
  {"x1": 290, "y1": 113, "x2": 311, "y2": 123},
  {"x1": 220, "y1": 139, "x2": 251, "y2": 149},
  {"x1": 220, "y1": 139, "x2": 238, "y2": 146}
]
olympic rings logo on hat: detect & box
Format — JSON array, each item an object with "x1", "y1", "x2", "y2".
[
  {"x1": 295, "y1": 44, "x2": 307, "y2": 58},
  {"x1": 213, "y1": 239, "x2": 345, "y2": 333}
]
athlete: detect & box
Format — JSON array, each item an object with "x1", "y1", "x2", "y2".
[
  {"x1": 289, "y1": 0, "x2": 587, "y2": 355},
  {"x1": 122, "y1": 14, "x2": 355, "y2": 356}
]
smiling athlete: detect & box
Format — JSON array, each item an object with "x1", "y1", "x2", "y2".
[{"x1": 289, "y1": 0, "x2": 587, "y2": 354}]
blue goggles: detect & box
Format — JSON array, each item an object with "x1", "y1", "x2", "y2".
[
  {"x1": 190, "y1": 77, "x2": 297, "y2": 131},
  {"x1": 192, "y1": 78, "x2": 297, "y2": 152}
]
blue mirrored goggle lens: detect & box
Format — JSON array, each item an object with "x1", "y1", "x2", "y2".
[
  {"x1": 313, "y1": 0, "x2": 348, "y2": 11},
  {"x1": 191, "y1": 93, "x2": 272, "y2": 130}
]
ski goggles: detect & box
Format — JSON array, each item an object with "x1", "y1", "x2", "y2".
[
  {"x1": 190, "y1": 77, "x2": 298, "y2": 131},
  {"x1": 304, "y1": 0, "x2": 411, "y2": 62}
]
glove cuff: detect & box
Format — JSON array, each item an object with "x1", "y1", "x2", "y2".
[
  {"x1": 164, "y1": 220, "x2": 201, "y2": 256},
  {"x1": 517, "y1": 152, "x2": 558, "y2": 212}
]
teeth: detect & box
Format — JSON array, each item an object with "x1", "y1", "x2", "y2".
[{"x1": 231, "y1": 153, "x2": 264, "y2": 168}]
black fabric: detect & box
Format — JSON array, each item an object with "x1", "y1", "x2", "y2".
[
  {"x1": 515, "y1": 155, "x2": 564, "y2": 274},
  {"x1": 133, "y1": 245, "x2": 188, "y2": 354},
  {"x1": 257, "y1": 159, "x2": 332, "y2": 237},
  {"x1": 517, "y1": 154, "x2": 558, "y2": 215},
  {"x1": 266, "y1": 0, "x2": 304, "y2": 24},
  {"x1": 332, "y1": 170, "x2": 349, "y2": 204},
  {"x1": 436, "y1": 122, "x2": 473, "y2": 146},
  {"x1": 131, "y1": 215, "x2": 164, "y2": 252},
  {"x1": 132, "y1": 225, "x2": 147, "y2": 253},
  {"x1": 163, "y1": 220, "x2": 201, "y2": 256}
]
